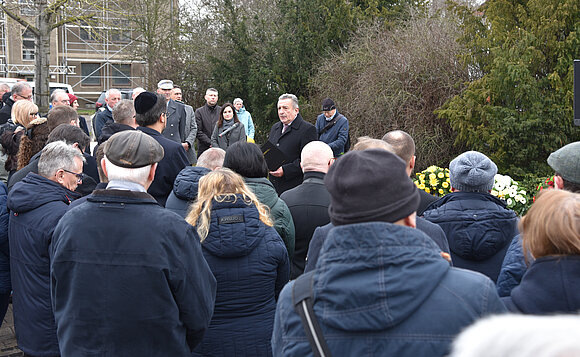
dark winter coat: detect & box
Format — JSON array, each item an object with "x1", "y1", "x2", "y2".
[
  {"x1": 51, "y1": 189, "x2": 217, "y2": 356},
  {"x1": 0, "y1": 183, "x2": 9, "y2": 294},
  {"x1": 162, "y1": 99, "x2": 187, "y2": 144},
  {"x1": 304, "y1": 217, "x2": 451, "y2": 273},
  {"x1": 272, "y1": 222, "x2": 506, "y2": 357},
  {"x1": 496, "y1": 234, "x2": 531, "y2": 297},
  {"x1": 0, "y1": 97, "x2": 14, "y2": 125},
  {"x1": 244, "y1": 177, "x2": 295, "y2": 260},
  {"x1": 417, "y1": 189, "x2": 438, "y2": 216},
  {"x1": 267, "y1": 114, "x2": 317, "y2": 194},
  {"x1": 195, "y1": 103, "x2": 221, "y2": 156},
  {"x1": 423, "y1": 192, "x2": 519, "y2": 282},
  {"x1": 97, "y1": 122, "x2": 135, "y2": 145},
  {"x1": 93, "y1": 107, "x2": 114, "y2": 139},
  {"x1": 165, "y1": 166, "x2": 211, "y2": 218},
  {"x1": 137, "y1": 126, "x2": 189, "y2": 207},
  {"x1": 193, "y1": 195, "x2": 289, "y2": 357},
  {"x1": 315, "y1": 111, "x2": 349, "y2": 157},
  {"x1": 502, "y1": 255, "x2": 580, "y2": 314},
  {"x1": 7, "y1": 173, "x2": 80, "y2": 356},
  {"x1": 280, "y1": 171, "x2": 330, "y2": 279}
]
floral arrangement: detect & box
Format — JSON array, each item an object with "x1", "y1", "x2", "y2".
[
  {"x1": 533, "y1": 175, "x2": 555, "y2": 202},
  {"x1": 490, "y1": 174, "x2": 529, "y2": 216},
  {"x1": 414, "y1": 166, "x2": 451, "y2": 197}
]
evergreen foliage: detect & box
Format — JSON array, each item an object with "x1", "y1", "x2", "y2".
[{"x1": 437, "y1": 0, "x2": 580, "y2": 178}]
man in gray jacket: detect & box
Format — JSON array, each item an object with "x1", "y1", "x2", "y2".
[{"x1": 171, "y1": 85, "x2": 197, "y2": 164}]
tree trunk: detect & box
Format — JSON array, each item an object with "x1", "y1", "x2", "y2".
[{"x1": 35, "y1": 0, "x2": 52, "y2": 113}]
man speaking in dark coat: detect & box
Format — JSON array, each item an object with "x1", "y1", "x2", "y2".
[
  {"x1": 267, "y1": 93, "x2": 317, "y2": 195},
  {"x1": 51, "y1": 130, "x2": 216, "y2": 356}
]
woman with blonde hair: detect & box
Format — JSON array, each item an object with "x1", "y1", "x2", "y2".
[
  {"x1": 502, "y1": 189, "x2": 580, "y2": 314},
  {"x1": 186, "y1": 168, "x2": 289, "y2": 357},
  {"x1": 0, "y1": 100, "x2": 39, "y2": 175}
]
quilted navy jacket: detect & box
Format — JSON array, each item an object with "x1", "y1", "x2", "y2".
[
  {"x1": 423, "y1": 192, "x2": 518, "y2": 282},
  {"x1": 194, "y1": 195, "x2": 290, "y2": 357},
  {"x1": 7, "y1": 173, "x2": 79, "y2": 356},
  {"x1": 166, "y1": 166, "x2": 211, "y2": 218},
  {"x1": 272, "y1": 222, "x2": 506, "y2": 357}
]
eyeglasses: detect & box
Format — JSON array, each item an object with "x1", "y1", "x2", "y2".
[
  {"x1": 62, "y1": 169, "x2": 83, "y2": 183},
  {"x1": 15, "y1": 94, "x2": 33, "y2": 100},
  {"x1": 29, "y1": 112, "x2": 38, "y2": 117}
]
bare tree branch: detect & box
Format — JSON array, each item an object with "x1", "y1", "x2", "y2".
[
  {"x1": 51, "y1": 14, "x2": 95, "y2": 30},
  {"x1": 0, "y1": 5, "x2": 39, "y2": 36}
]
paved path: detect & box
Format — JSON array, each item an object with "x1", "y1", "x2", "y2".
[{"x1": 0, "y1": 305, "x2": 22, "y2": 356}]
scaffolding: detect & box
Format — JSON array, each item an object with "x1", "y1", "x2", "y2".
[{"x1": 0, "y1": 0, "x2": 147, "y2": 104}]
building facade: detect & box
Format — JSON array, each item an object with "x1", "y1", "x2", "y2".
[{"x1": 0, "y1": 1, "x2": 147, "y2": 108}]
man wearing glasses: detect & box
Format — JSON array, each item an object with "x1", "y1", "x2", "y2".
[
  {"x1": 7, "y1": 141, "x2": 83, "y2": 357},
  {"x1": 0, "y1": 82, "x2": 33, "y2": 125}
]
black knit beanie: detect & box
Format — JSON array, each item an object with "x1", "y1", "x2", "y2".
[{"x1": 325, "y1": 149, "x2": 420, "y2": 226}]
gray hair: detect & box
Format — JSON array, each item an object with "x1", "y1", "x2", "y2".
[
  {"x1": 197, "y1": 148, "x2": 226, "y2": 170},
  {"x1": 38, "y1": 141, "x2": 85, "y2": 178},
  {"x1": 0, "y1": 83, "x2": 10, "y2": 92},
  {"x1": 205, "y1": 88, "x2": 218, "y2": 95},
  {"x1": 450, "y1": 314, "x2": 580, "y2": 357},
  {"x1": 50, "y1": 89, "x2": 68, "y2": 104},
  {"x1": 233, "y1": 98, "x2": 243, "y2": 105},
  {"x1": 112, "y1": 99, "x2": 136, "y2": 125},
  {"x1": 105, "y1": 88, "x2": 121, "y2": 99},
  {"x1": 278, "y1": 93, "x2": 299, "y2": 109},
  {"x1": 104, "y1": 156, "x2": 151, "y2": 185},
  {"x1": 11, "y1": 82, "x2": 31, "y2": 97}
]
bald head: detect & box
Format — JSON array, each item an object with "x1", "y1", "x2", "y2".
[
  {"x1": 382, "y1": 130, "x2": 416, "y2": 176},
  {"x1": 301, "y1": 141, "x2": 333, "y2": 173},
  {"x1": 382, "y1": 130, "x2": 415, "y2": 163}
]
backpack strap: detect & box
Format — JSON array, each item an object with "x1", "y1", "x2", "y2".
[{"x1": 292, "y1": 271, "x2": 332, "y2": 357}]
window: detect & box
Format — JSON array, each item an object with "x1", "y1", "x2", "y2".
[
  {"x1": 112, "y1": 64, "x2": 131, "y2": 86},
  {"x1": 22, "y1": 29, "x2": 35, "y2": 61},
  {"x1": 79, "y1": 21, "x2": 98, "y2": 41},
  {"x1": 81, "y1": 63, "x2": 101, "y2": 85},
  {"x1": 19, "y1": 0, "x2": 35, "y2": 16}
]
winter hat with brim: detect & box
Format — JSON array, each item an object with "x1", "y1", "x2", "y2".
[
  {"x1": 547, "y1": 142, "x2": 580, "y2": 184},
  {"x1": 449, "y1": 151, "x2": 497, "y2": 192},
  {"x1": 325, "y1": 149, "x2": 420, "y2": 226}
]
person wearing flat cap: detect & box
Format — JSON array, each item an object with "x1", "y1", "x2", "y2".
[
  {"x1": 50, "y1": 130, "x2": 217, "y2": 356},
  {"x1": 135, "y1": 91, "x2": 189, "y2": 206},
  {"x1": 423, "y1": 151, "x2": 519, "y2": 283},
  {"x1": 272, "y1": 149, "x2": 505, "y2": 357}
]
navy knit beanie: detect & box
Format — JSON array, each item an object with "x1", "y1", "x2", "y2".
[{"x1": 325, "y1": 149, "x2": 420, "y2": 226}]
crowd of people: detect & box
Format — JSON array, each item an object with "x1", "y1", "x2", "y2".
[{"x1": 0, "y1": 79, "x2": 578, "y2": 357}]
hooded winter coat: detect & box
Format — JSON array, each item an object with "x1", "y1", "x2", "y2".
[
  {"x1": 193, "y1": 195, "x2": 289, "y2": 357},
  {"x1": 502, "y1": 256, "x2": 580, "y2": 314},
  {"x1": 165, "y1": 166, "x2": 211, "y2": 218},
  {"x1": 272, "y1": 222, "x2": 506, "y2": 357},
  {"x1": 244, "y1": 177, "x2": 295, "y2": 260},
  {"x1": 423, "y1": 192, "x2": 518, "y2": 282},
  {"x1": 7, "y1": 173, "x2": 79, "y2": 356}
]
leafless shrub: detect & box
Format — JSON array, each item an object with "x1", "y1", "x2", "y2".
[{"x1": 310, "y1": 11, "x2": 469, "y2": 169}]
